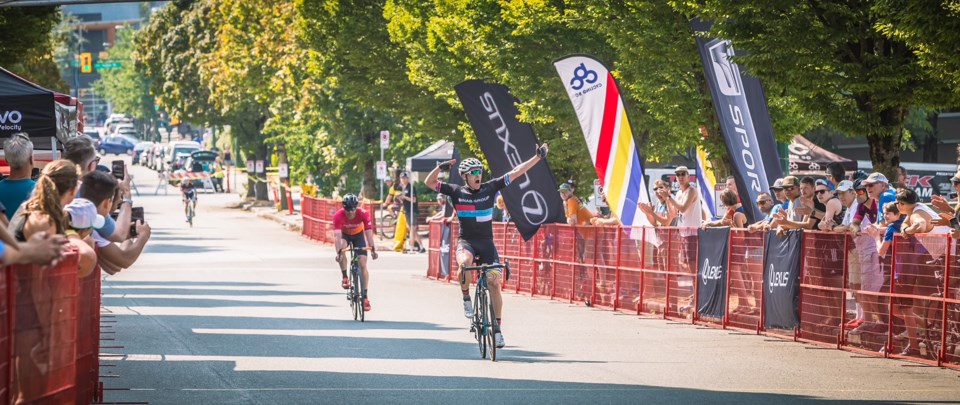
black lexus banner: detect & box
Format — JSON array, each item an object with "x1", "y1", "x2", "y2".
[
  {"x1": 691, "y1": 20, "x2": 783, "y2": 224},
  {"x1": 697, "y1": 227, "x2": 730, "y2": 318},
  {"x1": 455, "y1": 79, "x2": 565, "y2": 241},
  {"x1": 762, "y1": 229, "x2": 802, "y2": 329}
]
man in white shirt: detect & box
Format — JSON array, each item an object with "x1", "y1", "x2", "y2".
[{"x1": 659, "y1": 166, "x2": 700, "y2": 271}]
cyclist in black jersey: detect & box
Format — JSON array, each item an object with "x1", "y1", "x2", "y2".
[{"x1": 425, "y1": 143, "x2": 549, "y2": 349}]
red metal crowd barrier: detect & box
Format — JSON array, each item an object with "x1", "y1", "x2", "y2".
[
  {"x1": 302, "y1": 197, "x2": 440, "y2": 244},
  {"x1": 425, "y1": 222, "x2": 960, "y2": 369},
  {"x1": 0, "y1": 251, "x2": 105, "y2": 405}
]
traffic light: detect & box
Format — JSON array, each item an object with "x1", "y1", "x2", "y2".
[{"x1": 80, "y1": 52, "x2": 92, "y2": 73}]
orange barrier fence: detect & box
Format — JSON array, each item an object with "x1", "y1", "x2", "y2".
[
  {"x1": 1, "y1": 251, "x2": 104, "y2": 405},
  {"x1": 425, "y1": 222, "x2": 960, "y2": 369}
]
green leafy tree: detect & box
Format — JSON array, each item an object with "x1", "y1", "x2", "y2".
[
  {"x1": 875, "y1": 0, "x2": 960, "y2": 94},
  {"x1": 675, "y1": 1, "x2": 960, "y2": 179},
  {"x1": 1, "y1": 6, "x2": 67, "y2": 91},
  {"x1": 93, "y1": 28, "x2": 159, "y2": 139}
]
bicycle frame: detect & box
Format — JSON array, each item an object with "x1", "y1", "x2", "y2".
[
  {"x1": 340, "y1": 246, "x2": 371, "y2": 322},
  {"x1": 461, "y1": 262, "x2": 510, "y2": 361}
]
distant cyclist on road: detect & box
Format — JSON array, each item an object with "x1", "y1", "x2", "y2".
[
  {"x1": 424, "y1": 143, "x2": 549, "y2": 348},
  {"x1": 333, "y1": 194, "x2": 378, "y2": 311},
  {"x1": 180, "y1": 179, "x2": 197, "y2": 221}
]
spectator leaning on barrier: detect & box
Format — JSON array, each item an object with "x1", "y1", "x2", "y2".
[
  {"x1": 861, "y1": 172, "x2": 897, "y2": 231},
  {"x1": 78, "y1": 171, "x2": 152, "y2": 274},
  {"x1": 892, "y1": 187, "x2": 936, "y2": 356},
  {"x1": 746, "y1": 192, "x2": 776, "y2": 231},
  {"x1": 815, "y1": 179, "x2": 845, "y2": 231},
  {"x1": 0, "y1": 133, "x2": 37, "y2": 221},
  {"x1": 9, "y1": 160, "x2": 79, "y2": 242},
  {"x1": 559, "y1": 182, "x2": 593, "y2": 225},
  {"x1": 929, "y1": 171, "x2": 960, "y2": 238},
  {"x1": 63, "y1": 198, "x2": 104, "y2": 278},
  {"x1": 772, "y1": 175, "x2": 818, "y2": 232},
  {"x1": 661, "y1": 166, "x2": 700, "y2": 271},
  {"x1": 845, "y1": 180, "x2": 885, "y2": 335},
  {"x1": 703, "y1": 189, "x2": 746, "y2": 228},
  {"x1": 878, "y1": 201, "x2": 904, "y2": 259},
  {"x1": 0, "y1": 224, "x2": 67, "y2": 267},
  {"x1": 64, "y1": 136, "x2": 134, "y2": 243}
]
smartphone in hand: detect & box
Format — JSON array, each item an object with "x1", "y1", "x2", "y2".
[{"x1": 111, "y1": 160, "x2": 125, "y2": 180}]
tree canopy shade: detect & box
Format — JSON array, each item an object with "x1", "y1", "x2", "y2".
[
  {"x1": 874, "y1": 0, "x2": 960, "y2": 94},
  {"x1": 675, "y1": 0, "x2": 960, "y2": 180},
  {"x1": 0, "y1": 6, "x2": 67, "y2": 92}
]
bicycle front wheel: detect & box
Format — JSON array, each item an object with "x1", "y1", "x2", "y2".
[
  {"x1": 476, "y1": 287, "x2": 487, "y2": 359},
  {"x1": 487, "y1": 288, "x2": 497, "y2": 362},
  {"x1": 353, "y1": 265, "x2": 365, "y2": 322}
]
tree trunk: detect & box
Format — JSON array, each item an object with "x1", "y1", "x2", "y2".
[
  {"x1": 362, "y1": 157, "x2": 376, "y2": 200},
  {"x1": 279, "y1": 143, "x2": 289, "y2": 211},
  {"x1": 865, "y1": 107, "x2": 906, "y2": 182}
]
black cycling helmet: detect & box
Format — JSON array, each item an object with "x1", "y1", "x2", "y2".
[
  {"x1": 458, "y1": 158, "x2": 483, "y2": 176},
  {"x1": 342, "y1": 194, "x2": 359, "y2": 210}
]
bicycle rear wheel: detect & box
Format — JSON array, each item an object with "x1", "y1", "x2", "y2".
[
  {"x1": 487, "y1": 288, "x2": 497, "y2": 362},
  {"x1": 351, "y1": 264, "x2": 364, "y2": 322},
  {"x1": 187, "y1": 204, "x2": 194, "y2": 227},
  {"x1": 357, "y1": 266, "x2": 365, "y2": 322},
  {"x1": 476, "y1": 287, "x2": 487, "y2": 359}
]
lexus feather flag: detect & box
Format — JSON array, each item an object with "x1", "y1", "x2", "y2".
[
  {"x1": 455, "y1": 80, "x2": 566, "y2": 241},
  {"x1": 692, "y1": 20, "x2": 784, "y2": 223},
  {"x1": 553, "y1": 55, "x2": 654, "y2": 232}
]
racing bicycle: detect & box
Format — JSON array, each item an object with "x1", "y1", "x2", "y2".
[
  {"x1": 341, "y1": 246, "x2": 372, "y2": 322},
  {"x1": 461, "y1": 261, "x2": 510, "y2": 361}
]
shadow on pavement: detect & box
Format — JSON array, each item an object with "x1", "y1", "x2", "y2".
[
  {"x1": 144, "y1": 243, "x2": 224, "y2": 254},
  {"x1": 105, "y1": 281, "x2": 279, "y2": 287},
  {"x1": 104, "y1": 361, "x2": 915, "y2": 404},
  {"x1": 101, "y1": 297, "x2": 329, "y2": 308},
  {"x1": 101, "y1": 287, "x2": 330, "y2": 296}
]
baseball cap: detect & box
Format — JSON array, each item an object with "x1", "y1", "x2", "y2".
[
  {"x1": 399, "y1": 171, "x2": 410, "y2": 178},
  {"x1": 770, "y1": 178, "x2": 784, "y2": 191},
  {"x1": 781, "y1": 175, "x2": 799, "y2": 187},
  {"x1": 64, "y1": 198, "x2": 105, "y2": 230},
  {"x1": 674, "y1": 166, "x2": 689, "y2": 174},
  {"x1": 862, "y1": 172, "x2": 889, "y2": 185},
  {"x1": 835, "y1": 180, "x2": 854, "y2": 192},
  {"x1": 558, "y1": 183, "x2": 573, "y2": 191}
]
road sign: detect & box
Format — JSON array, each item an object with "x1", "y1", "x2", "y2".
[
  {"x1": 94, "y1": 61, "x2": 122, "y2": 70},
  {"x1": 376, "y1": 160, "x2": 387, "y2": 180},
  {"x1": 278, "y1": 163, "x2": 289, "y2": 178},
  {"x1": 380, "y1": 130, "x2": 389, "y2": 149},
  {"x1": 255, "y1": 160, "x2": 264, "y2": 174},
  {"x1": 246, "y1": 160, "x2": 254, "y2": 174}
]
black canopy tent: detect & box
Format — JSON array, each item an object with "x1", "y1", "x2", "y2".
[
  {"x1": 788, "y1": 135, "x2": 858, "y2": 173},
  {"x1": 0, "y1": 67, "x2": 64, "y2": 150},
  {"x1": 406, "y1": 140, "x2": 464, "y2": 186}
]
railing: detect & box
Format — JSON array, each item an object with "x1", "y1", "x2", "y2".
[
  {"x1": 1, "y1": 251, "x2": 104, "y2": 405},
  {"x1": 301, "y1": 196, "x2": 439, "y2": 243},
  {"x1": 426, "y1": 221, "x2": 960, "y2": 369}
]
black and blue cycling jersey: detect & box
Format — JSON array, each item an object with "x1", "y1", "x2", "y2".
[{"x1": 435, "y1": 175, "x2": 510, "y2": 241}]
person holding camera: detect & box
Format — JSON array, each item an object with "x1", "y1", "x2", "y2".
[
  {"x1": 78, "y1": 171, "x2": 152, "y2": 275},
  {"x1": 64, "y1": 136, "x2": 134, "y2": 243}
]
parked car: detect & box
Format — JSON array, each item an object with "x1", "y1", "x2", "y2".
[
  {"x1": 98, "y1": 135, "x2": 138, "y2": 155},
  {"x1": 162, "y1": 140, "x2": 201, "y2": 172},
  {"x1": 132, "y1": 142, "x2": 153, "y2": 165},
  {"x1": 181, "y1": 150, "x2": 220, "y2": 188},
  {"x1": 82, "y1": 127, "x2": 102, "y2": 148}
]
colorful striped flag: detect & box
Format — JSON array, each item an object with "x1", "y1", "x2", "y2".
[
  {"x1": 553, "y1": 55, "x2": 652, "y2": 230},
  {"x1": 695, "y1": 145, "x2": 718, "y2": 220}
]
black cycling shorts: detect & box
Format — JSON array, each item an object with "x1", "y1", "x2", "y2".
[
  {"x1": 457, "y1": 238, "x2": 500, "y2": 265},
  {"x1": 342, "y1": 233, "x2": 367, "y2": 256}
]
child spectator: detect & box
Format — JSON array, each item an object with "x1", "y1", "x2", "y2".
[{"x1": 63, "y1": 198, "x2": 105, "y2": 278}]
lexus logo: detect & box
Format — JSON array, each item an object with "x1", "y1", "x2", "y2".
[
  {"x1": 521, "y1": 190, "x2": 549, "y2": 225},
  {"x1": 708, "y1": 40, "x2": 743, "y2": 97}
]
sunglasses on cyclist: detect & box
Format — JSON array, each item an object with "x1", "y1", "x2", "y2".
[{"x1": 467, "y1": 169, "x2": 482, "y2": 176}]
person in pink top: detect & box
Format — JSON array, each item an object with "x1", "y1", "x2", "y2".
[{"x1": 333, "y1": 194, "x2": 378, "y2": 311}]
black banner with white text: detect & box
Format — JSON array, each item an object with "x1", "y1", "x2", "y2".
[
  {"x1": 697, "y1": 227, "x2": 730, "y2": 318},
  {"x1": 762, "y1": 230, "x2": 802, "y2": 329},
  {"x1": 455, "y1": 80, "x2": 566, "y2": 241},
  {"x1": 692, "y1": 20, "x2": 783, "y2": 224}
]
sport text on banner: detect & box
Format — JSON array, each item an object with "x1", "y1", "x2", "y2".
[
  {"x1": 692, "y1": 20, "x2": 783, "y2": 224},
  {"x1": 697, "y1": 227, "x2": 730, "y2": 318},
  {"x1": 552, "y1": 55, "x2": 654, "y2": 234},
  {"x1": 454, "y1": 80, "x2": 566, "y2": 241},
  {"x1": 762, "y1": 229, "x2": 802, "y2": 329}
]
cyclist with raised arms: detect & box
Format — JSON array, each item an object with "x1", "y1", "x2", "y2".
[
  {"x1": 425, "y1": 143, "x2": 549, "y2": 348},
  {"x1": 333, "y1": 194, "x2": 378, "y2": 311}
]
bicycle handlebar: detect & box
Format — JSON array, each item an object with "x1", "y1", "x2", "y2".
[
  {"x1": 339, "y1": 247, "x2": 374, "y2": 253},
  {"x1": 460, "y1": 262, "x2": 508, "y2": 272}
]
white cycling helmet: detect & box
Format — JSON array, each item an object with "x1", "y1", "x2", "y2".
[{"x1": 458, "y1": 158, "x2": 483, "y2": 176}]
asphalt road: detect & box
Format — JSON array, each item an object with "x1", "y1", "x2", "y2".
[{"x1": 101, "y1": 161, "x2": 960, "y2": 404}]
